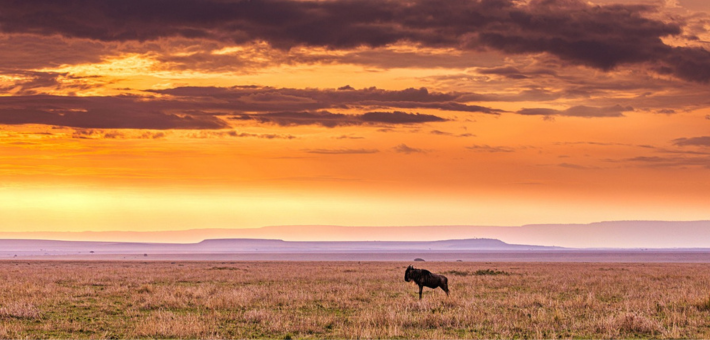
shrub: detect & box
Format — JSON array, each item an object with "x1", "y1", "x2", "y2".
[{"x1": 474, "y1": 269, "x2": 510, "y2": 276}]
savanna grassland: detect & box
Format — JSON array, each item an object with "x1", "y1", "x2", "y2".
[{"x1": 1, "y1": 261, "x2": 710, "y2": 339}]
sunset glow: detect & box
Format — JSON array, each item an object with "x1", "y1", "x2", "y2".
[{"x1": 1, "y1": 0, "x2": 710, "y2": 238}]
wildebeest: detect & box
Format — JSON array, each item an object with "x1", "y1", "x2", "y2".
[{"x1": 404, "y1": 265, "x2": 449, "y2": 300}]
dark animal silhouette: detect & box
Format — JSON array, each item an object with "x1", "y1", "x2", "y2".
[{"x1": 404, "y1": 265, "x2": 449, "y2": 299}]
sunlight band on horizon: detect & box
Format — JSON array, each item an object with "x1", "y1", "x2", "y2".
[{"x1": 2, "y1": 187, "x2": 709, "y2": 237}]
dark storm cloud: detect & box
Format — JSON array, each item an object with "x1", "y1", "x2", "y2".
[
  {"x1": 0, "y1": 95, "x2": 227, "y2": 129},
  {"x1": 235, "y1": 110, "x2": 446, "y2": 127},
  {"x1": 655, "y1": 47, "x2": 710, "y2": 83},
  {"x1": 1, "y1": 0, "x2": 709, "y2": 81},
  {"x1": 0, "y1": 33, "x2": 107, "y2": 69},
  {"x1": 517, "y1": 105, "x2": 632, "y2": 118}
]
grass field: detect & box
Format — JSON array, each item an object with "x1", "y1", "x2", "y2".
[{"x1": 1, "y1": 261, "x2": 710, "y2": 339}]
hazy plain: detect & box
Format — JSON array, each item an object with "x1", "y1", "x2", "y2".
[
  {"x1": 1, "y1": 261, "x2": 710, "y2": 339},
  {"x1": 10, "y1": 251, "x2": 710, "y2": 262}
]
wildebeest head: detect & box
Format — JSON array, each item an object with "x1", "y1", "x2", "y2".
[{"x1": 405, "y1": 265, "x2": 413, "y2": 282}]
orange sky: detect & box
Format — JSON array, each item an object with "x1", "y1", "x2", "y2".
[{"x1": 1, "y1": 0, "x2": 709, "y2": 237}]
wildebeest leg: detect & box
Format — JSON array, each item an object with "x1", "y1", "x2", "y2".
[{"x1": 418, "y1": 285, "x2": 423, "y2": 300}]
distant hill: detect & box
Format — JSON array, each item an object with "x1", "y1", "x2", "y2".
[
  {"x1": 2, "y1": 220, "x2": 710, "y2": 248},
  {"x1": 0, "y1": 238, "x2": 559, "y2": 257},
  {"x1": 197, "y1": 238, "x2": 559, "y2": 252}
]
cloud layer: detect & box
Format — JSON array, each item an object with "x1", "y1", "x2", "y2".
[
  {"x1": 235, "y1": 110, "x2": 446, "y2": 128},
  {"x1": 672, "y1": 136, "x2": 710, "y2": 147},
  {"x1": 151, "y1": 86, "x2": 500, "y2": 114},
  {"x1": 0, "y1": 86, "x2": 465, "y2": 129},
  {"x1": 518, "y1": 105, "x2": 633, "y2": 118},
  {"x1": 2, "y1": 0, "x2": 709, "y2": 81},
  {"x1": 0, "y1": 95, "x2": 227, "y2": 129}
]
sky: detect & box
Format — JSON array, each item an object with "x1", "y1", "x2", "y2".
[{"x1": 1, "y1": 0, "x2": 710, "y2": 236}]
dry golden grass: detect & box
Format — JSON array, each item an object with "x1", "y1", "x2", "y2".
[{"x1": 1, "y1": 261, "x2": 710, "y2": 339}]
